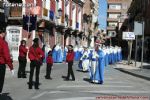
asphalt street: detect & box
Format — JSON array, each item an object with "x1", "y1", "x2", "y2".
[{"x1": 2, "y1": 62, "x2": 150, "y2": 100}]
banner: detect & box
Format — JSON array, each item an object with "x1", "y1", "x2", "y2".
[
  {"x1": 23, "y1": 15, "x2": 37, "y2": 32},
  {"x1": 43, "y1": 8, "x2": 48, "y2": 16},
  {"x1": 50, "y1": 10, "x2": 54, "y2": 21}
]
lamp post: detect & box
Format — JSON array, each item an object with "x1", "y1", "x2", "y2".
[
  {"x1": 58, "y1": 8, "x2": 62, "y2": 17},
  {"x1": 141, "y1": 18, "x2": 145, "y2": 69},
  {"x1": 127, "y1": 13, "x2": 133, "y2": 65}
]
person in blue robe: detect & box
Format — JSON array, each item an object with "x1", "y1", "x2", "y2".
[
  {"x1": 80, "y1": 47, "x2": 90, "y2": 72},
  {"x1": 78, "y1": 47, "x2": 84, "y2": 70},
  {"x1": 94, "y1": 49, "x2": 105, "y2": 84},
  {"x1": 52, "y1": 45, "x2": 57, "y2": 63},
  {"x1": 57, "y1": 46, "x2": 63, "y2": 63},
  {"x1": 63, "y1": 47, "x2": 68, "y2": 61},
  {"x1": 119, "y1": 47, "x2": 122, "y2": 61},
  {"x1": 74, "y1": 47, "x2": 78, "y2": 61},
  {"x1": 89, "y1": 49, "x2": 99, "y2": 83},
  {"x1": 105, "y1": 49, "x2": 109, "y2": 67}
]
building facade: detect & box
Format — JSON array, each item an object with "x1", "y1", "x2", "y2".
[
  {"x1": 107, "y1": 0, "x2": 132, "y2": 46},
  {"x1": 4, "y1": 0, "x2": 84, "y2": 61},
  {"x1": 124, "y1": 0, "x2": 150, "y2": 61},
  {"x1": 83, "y1": 0, "x2": 99, "y2": 47}
]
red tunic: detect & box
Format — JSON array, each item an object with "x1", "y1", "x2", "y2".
[
  {"x1": 28, "y1": 46, "x2": 44, "y2": 61},
  {"x1": 19, "y1": 45, "x2": 28, "y2": 58},
  {"x1": 0, "y1": 37, "x2": 13, "y2": 70},
  {"x1": 46, "y1": 56, "x2": 53, "y2": 65},
  {"x1": 66, "y1": 50, "x2": 74, "y2": 62}
]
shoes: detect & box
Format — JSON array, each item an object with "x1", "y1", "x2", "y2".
[
  {"x1": 22, "y1": 76, "x2": 27, "y2": 78},
  {"x1": 64, "y1": 78, "x2": 69, "y2": 81},
  {"x1": 71, "y1": 79, "x2": 75, "y2": 81},
  {"x1": 28, "y1": 82, "x2": 33, "y2": 89},
  {"x1": 18, "y1": 75, "x2": 27, "y2": 78},
  {"x1": 45, "y1": 76, "x2": 52, "y2": 80},
  {"x1": 18, "y1": 76, "x2": 22, "y2": 78},
  {"x1": 62, "y1": 76, "x2": 67, "y2": 78},
  {"x1": 99, "y1": 81, "x2": 103, "y2": 84},
  {"x1": 35, "y1": 86, "x2": 39, "y2": 90},
  {"x1": 34, "y1": 83, "x2": 39, "y2": 90}
]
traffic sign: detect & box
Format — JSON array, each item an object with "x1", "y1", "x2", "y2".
[
  {"x1": 134, "y1": 21, "x2": 144, "y2": 35},
  {"x1": 122, "y1": 32, "x2": 135, "y2": 40}
]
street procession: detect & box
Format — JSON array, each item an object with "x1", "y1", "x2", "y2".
[
  {"x1": 51, "y1": 43, "x2": 122, "y2": 84},
  {"x1": 0, "y1": 24, "x2": 123, "y2": 91},
  {"x1": 0, "y1": 0, "x2": 123, "y2": 95},
  {"x1": 1, "y1": 0, "x2": 150, "y2": 99}
]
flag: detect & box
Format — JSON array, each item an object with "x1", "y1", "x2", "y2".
[
  {"x1": 50, "y1": 10, "x2": 54, "y2": 20},
  {"x1": 76, "y1": 22, "x2": 79, "y2": 29},
  {"x1": 43, "y1": 8, "x2": 48, "y2": 16},
  {"x1": 23, "y1": 15, "x2": 37, "y2": 32},
  {"x1": 30, "y1": 15, "x2": 37, "y2": 31},
  {"x1": 23, "y1": 15, "x2": 29, "y2": 31}
]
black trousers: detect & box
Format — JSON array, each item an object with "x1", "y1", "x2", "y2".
[
  {"x1": 18, "y1": 57, "x2": 27, "y2": 77},
  {"x1": 0, "y1": 64, "x2": 6, "y2": 93},
  {"x1": 45, "y1": 64, "x2": 52, "y2": 78},
  {"x1": 29, "y1": 61, "x2": 40, "y2": 85},
  {"x1": 67, "y1": 61, "x2": 75, "y2": 80}
]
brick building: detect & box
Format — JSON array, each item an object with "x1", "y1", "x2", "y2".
[{"x1": 4, "y1": 0, "x2": 84, "y2": 61}]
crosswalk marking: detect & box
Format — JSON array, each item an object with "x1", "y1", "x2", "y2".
[
  {"x1": 81, "y1": 90, "x2": 150, "y2": 94},
  {"x1": 48, "y1": 91, "x2": 68, "y2": 94},
  {"x1": 57, "y1": 84, "x2": 133, "y2": 88},
  {"x1": 31, "y1": 92, "x2": 47, "y2": 99},
  {"x1": 55, "y1": 97, "x2": 96, "y2": 100}
]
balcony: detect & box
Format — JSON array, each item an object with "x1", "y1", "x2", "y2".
[
  {"x1": 8, "y1": 7, "x2": 22, "y2": 20},
  {"x1": 107, "y1": 9, "x2": 121, "y2": 13},
  {"x1": 107, "y1": 0, "x2": 122, "y2": 4},
  {"x1": 107, "y1": 26, "x2": 116, "y2": 31},
  {"x1": 107, "y1": 18, "x2": 118, "y2": 22}
]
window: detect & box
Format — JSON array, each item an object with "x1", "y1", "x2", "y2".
[
  {"x1": 108, "y1": 31, "x2": 116, "y2": 37},
  {"x1": 108, "y1": 22, "x2": 118, "y2": 27},
  {"x1": 109, "y1": 4, "x2": 121, "y2": 10},
  {"x1": 122, "y1": 4, "x2": 127, "y2": 9},
  {"x1": 108, "y1": 13, "x2": 120, "y2": 18}
]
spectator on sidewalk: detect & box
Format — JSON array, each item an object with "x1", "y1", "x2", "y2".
[
  {"x1": 18, "y1": 39, "x2": 28, "y2": 78},
  {"x1": 28, "y1": 38, "x2": 44, "y2": 90},
  {"x1": 45, "y1": 50, "x2": 53, "y2": 80},
  {"x1": 0, "y1": 28, "x2": 14, "y2": 93},
  {"x1": 64, "y1": 45, "x2": 75, "y2": 81}
]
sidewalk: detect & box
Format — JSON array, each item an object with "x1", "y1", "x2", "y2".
[{"x1": 112, "y1": 60, "x2": 150, "y2": 81}]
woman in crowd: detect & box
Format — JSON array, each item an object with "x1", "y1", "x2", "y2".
[
  {"x1": 28, "y1": 38, "x2": 44, "y2": 89},
  {"x1": 18, "y1": 40, "x2": 28, "y2": 78}
]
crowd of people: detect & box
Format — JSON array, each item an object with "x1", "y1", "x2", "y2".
[{"x1": 0, "y1": 28, "x2": 122, "y2": 94}]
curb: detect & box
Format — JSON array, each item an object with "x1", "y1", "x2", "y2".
[{"x1": 115, "y1": 68, "x2": 150, "y2": 81}]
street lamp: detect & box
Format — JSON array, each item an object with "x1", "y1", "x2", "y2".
[{"x1": 58, "y1": 8, "x2": 62, "y2": 17}]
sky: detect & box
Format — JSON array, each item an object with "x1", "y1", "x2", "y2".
[{"x1": 98, "y1": 0, "x2": 107, "y2": 30}]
